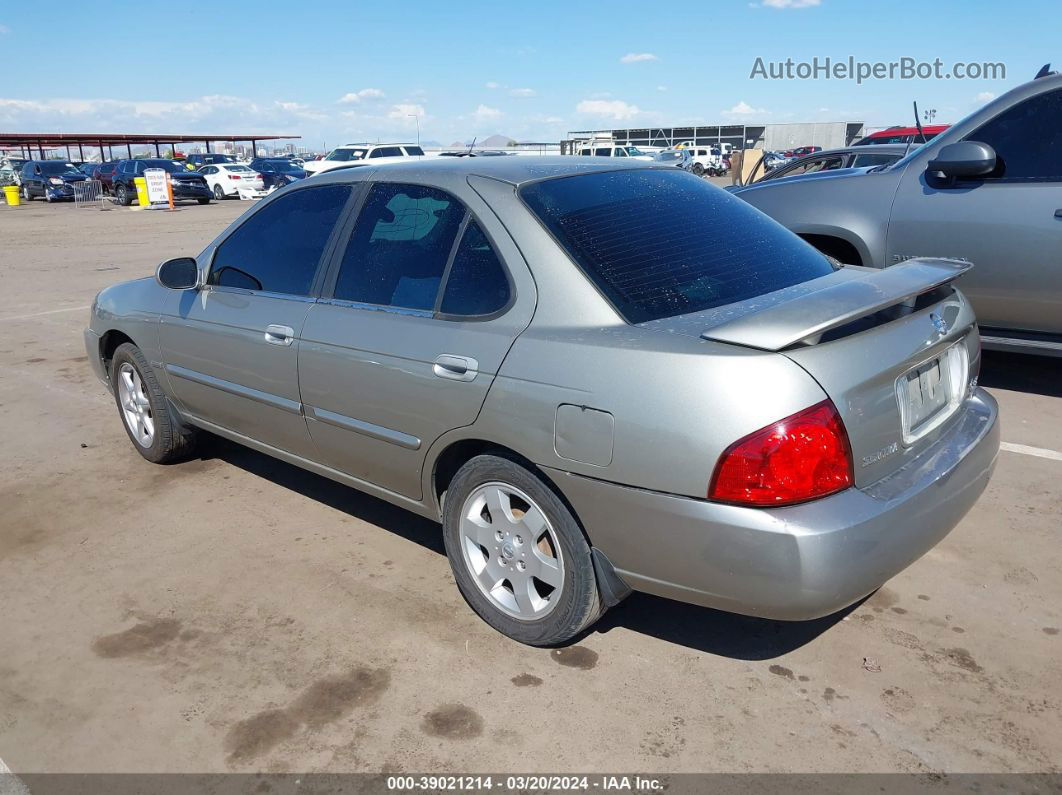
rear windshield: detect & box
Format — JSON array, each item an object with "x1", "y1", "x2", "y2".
[{"x1": 520, "y1": 168, "x2": 834, "y2": 323}]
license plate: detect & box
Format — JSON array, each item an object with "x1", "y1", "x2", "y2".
[{"x1": 896, "y1": 343, "x2": 968, "y2": 444}]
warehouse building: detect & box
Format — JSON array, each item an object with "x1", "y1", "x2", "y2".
[{"x1": 563, "y1": 120, "x2": 865, "y2": 153}]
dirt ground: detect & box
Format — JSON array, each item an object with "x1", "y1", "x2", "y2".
[{"x1": 1, "y1": 195, "x2": 1060, "y2": 776}]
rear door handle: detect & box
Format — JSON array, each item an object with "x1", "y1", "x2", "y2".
[
  {"x1": 433, "y1": 354, "x2": 479, "y2": 381},
  {"x1": 1055, "y1": 209, "x2": 1062, "y2": 218},
  {"x1": 264, "y1": 324, "x2": 295, "y2": 346}
]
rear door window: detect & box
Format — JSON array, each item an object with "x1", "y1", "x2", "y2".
[
  {"x1": 370, "y1": 147, "x2": 404, "y2": 159},
  {"x1": 208, "y1": 185, "x2": 351, "y2": 295},
  {"x1": 520, "y1": 168, "x2": 834, "y2": 323},
  {"x1": 439, "y1": 221, "x2": 511, "y2": 317},
  {"x1": 332, "y1": 183, "x2": 466, "y2": 310}
]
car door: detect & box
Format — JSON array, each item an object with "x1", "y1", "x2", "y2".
[
  {"x1": 887, "y1": 87, "x2": 1062, "y2": 334},
  {"x1": 158, "y1": 183, "x2": 355, "y2": 458},
  {"x1": 298, "y1": 180, "x2": 534, "y2": 499}
]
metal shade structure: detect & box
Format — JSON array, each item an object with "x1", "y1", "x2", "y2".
[{"x1": 0, "y1": 132, "x2": 301, "y2": 161}]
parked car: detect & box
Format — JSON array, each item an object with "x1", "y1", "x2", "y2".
[
  {"x1": 112, "y1": 159, "x2": 211, "y2": 205},
  {"x1": 185, "y1": 153, "x2": 237, "y2": 169},
  {"x1": 730, "y1": 69, "x2": 1062, "y2": 356},
  {"x1": 854, "y1": 125, "x2": 950, "y2": 146},
  {"x1": 78, "y1": 162, "x2": 102, "y2": 178},
  {"x1": 681, "y1": 146, "x2": 726, "y2": 176},
  {"x1": 19, "y1": 161, "x2": 87, "y2": 202},
  {"x1": 248, "y1": 157, "x2": 306, "y2": 190},
  {"x1": 93, "y1": 162, "x2": 120, "y2": 194},
  {"x1": 198, "y1": 163, "x2": 265, "y2": 199},
  {"x1": 784, "y1": 145, "x2": 823, "y2": 158},
  {"x1": 742, "y1": 144, "x2": 911, "y2": 185},
  {"x1": 573, "y1": 143, "x2": 652, "y2": 160},
  {"x1": 303, "y1": 143, "x2": 425, "y2": 176},
  {"x1": 84, "y1": 157, "x2": 998, "y2": 645},
  {"x1": 649, "y1": 150, "x2": 689, "y2": 168}
]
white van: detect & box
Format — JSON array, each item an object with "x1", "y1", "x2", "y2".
[{"x1": 575, "y1": 143, "x2": 653, "y2": 161}]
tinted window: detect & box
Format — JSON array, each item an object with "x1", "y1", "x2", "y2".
[
  {"x1": 594, "y1": 148, "x2": 612, "y2": 157},
  {"x1": 440, "y1": 221, "x2": 510, "y2": 316},
  {"x1": 370, "y1": 147, "x2": 404, "y2": 158},
  {"x1": 851, "y1": 153, "x2": 899, "y2": 168},
  {"x1": 333, "y1": 183, "x2": 465, "y2": 310},
  {"x1": 209, "y1": 185, "x2": 350, "y2": 295},
  {"x1": 403, "y1": 146, "x2": 425, "y2": 156},
  {"x1": 520, "y1": 169, "x2": 834, "y2": 324},
  {"x1": 968, "y1": 89, "x2": 1062, "y2": 180}
]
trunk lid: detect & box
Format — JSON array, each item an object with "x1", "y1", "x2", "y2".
[{"x1": 639, "y1": 258, "x2": 980, "y2": 487}]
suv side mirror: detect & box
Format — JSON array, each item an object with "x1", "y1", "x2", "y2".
[
  {"x1": 156, "y1": 257, "x2": 200, "y2": 290},
  {"x1": 927, "y1": 141, "x2": 996, "y2": 179}
]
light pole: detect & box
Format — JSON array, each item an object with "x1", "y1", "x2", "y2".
[
  {"x1": 408, "y1": 114, "x2": 420, "y2": 148},
  {"x1": 923, "y1": 108, "x2": 938, "y2": 124}
]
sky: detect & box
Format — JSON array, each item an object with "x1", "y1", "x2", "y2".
[{"x1": 0, "y1": 0, "x2": 1053, "y2": 150}]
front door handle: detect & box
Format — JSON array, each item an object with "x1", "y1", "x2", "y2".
[
  {"x1": 433, "y1": 354, "x2": 479, "y2": 382},
  {"x1": 264, "y1": 324, "x2": 295, "y2": 346}
]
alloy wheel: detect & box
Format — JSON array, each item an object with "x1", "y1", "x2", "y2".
[
  {"x1": 458, "y1": 482, "x2": 564, "y2": 620},
  {"x1": 117, "y1": 362, "x2": 154, "y2": 447}
]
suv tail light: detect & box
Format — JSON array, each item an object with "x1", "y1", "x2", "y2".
[{"x1": 708, "y1": 400, "x2": 853, "y2": 507}]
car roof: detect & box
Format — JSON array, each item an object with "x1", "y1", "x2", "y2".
[
  {"x1": 315, "y1": 155, "x2": 658, "y2": 187},
  {"x1": 339, "y1": 142, "x2": 418, "y2": 148}
]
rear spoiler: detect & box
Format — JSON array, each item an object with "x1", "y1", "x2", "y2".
[{"x1": 700, "y1": 258, "x2": 972, "y2": 351}]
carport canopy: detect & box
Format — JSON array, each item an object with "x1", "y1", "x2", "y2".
[{"x1": 0, "y1": 132, "x2": 300, "y2": 161}]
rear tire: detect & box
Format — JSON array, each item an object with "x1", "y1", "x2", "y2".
[
  {"x1": 198, "y1": 198, "x2": 211, "y2": 205},
  {"x1": 22, "y1": 184, "x2": 32, "y2": 201},
  {"x1": 116, "y1": 183, "x2": 131, "y2": 206},
  {"x1": 442, "y1": 454, "x2": 603, "y2": 646},
  {"x1": 110, "y1": 342, "x2": 197, "y2": 464},
  {"x1": 213, "y1": 184, "x2": 225, "y2": 200},
  {"x1": 692, "y1": 162, "x2": 705, "y2": 177}
]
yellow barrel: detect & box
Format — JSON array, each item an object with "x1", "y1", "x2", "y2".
[
  {"x1": 133, "y1": 177, "x2": 149, "y2": 207},
  {"x1": 2, "y1": 185, "x2": 20, "y2": 206}
]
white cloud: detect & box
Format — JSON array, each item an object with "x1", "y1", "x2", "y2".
[
  {"x1": 0, "y1": 24, "x2": 10, "y2": 34},
  {"x1": 576, "y1": 99, "x2": 642, "y2": 120},
  {"x1": 387, "y1": 103, "x2": 427, "y2": 120},
  {"x1": 975, "y1": 91, "x2": 996, "y2": 102},
  {"x1": 657, "y1": 85, "x2": 668, "y2": 92},
  {"x1": 485, "y1": 81, "x2": 500, "y2": 89},
  {"x1": 509, "y1": 87, "x2": 537, "y2": 98},
  {"x1": 722, "y1": 100, "x2": 768, "y2": 118},
  {"x1": 759, "y1": 0, "x2": 820, "y2": 7},
  {"x1": 337, "y1": 88, "x2": 385, "y2": 104},
  {"x1": 620, "y1": 52, "x2": 658, "y2": 64},
  {"x1": 473, "y1": 104, "x2": 503, "y2": 122}
]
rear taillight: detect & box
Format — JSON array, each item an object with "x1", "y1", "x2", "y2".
[
  {"x1": 231, "y1": 174, "x2": 242, "y2": 180},
  {"x1": 708, "y1": 400, "x2": 854, "y2": 507}
]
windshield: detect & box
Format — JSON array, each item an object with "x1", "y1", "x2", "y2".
[
  {"x1": 326, "y1": 148, "x2": 368, "y2": 162},
  {"x1": 263, "y1": 159, "x2": 302, "y2": 172},
  {"x1": 625, "y1": 146, "x2": 645, "y2": 156},
  {"x1": 653, "y1": 152, "x2": 684, "y2": 162},
  {"x1": 520, "y1": 169, "x2": 834, "y2": 324},
  {"x1": 224, "y1": 165, "x2": 254, "y2": 172},
  {"x1": 41, "y1": 162, "x2": 82, "y2": 176}
]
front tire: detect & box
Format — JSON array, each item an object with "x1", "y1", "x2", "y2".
[
  {"x1": 110, "y1": 343, "x2": 197, "y2": 464},
  {"x1": 22, "y1": 184, "x2": 32, "y2": 201},
  {"x1": 692, "y1": 162, "x2": 705, "y2": 177},
  {"x1": 442, "y1": 454, "x2": 603, "y2": 646},
  {"x1": 198, "y1": 198, "x2": 211, "y2": 205}
]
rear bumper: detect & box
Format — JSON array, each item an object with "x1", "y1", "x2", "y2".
[{"x1": 551, "y1": 389, "x2": 999, "y2": 620}]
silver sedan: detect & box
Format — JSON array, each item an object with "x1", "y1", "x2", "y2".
[{"x1": 84, "y1": 157, "x2": 999, "y2": 645}]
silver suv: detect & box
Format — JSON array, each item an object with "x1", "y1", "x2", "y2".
[{"x1": 732, "y1": 69, "x2": 1062, "y2": 356}]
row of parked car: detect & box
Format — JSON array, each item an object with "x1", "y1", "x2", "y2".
[{"x1": 6, "y1": 154, "x2": 311, "y2": 204}]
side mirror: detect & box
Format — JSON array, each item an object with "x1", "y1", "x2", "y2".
[
  {"x1": 156, "y1": 257, "x2": 201, "y2": 290},
  {"x1": 927, "y1": 141, "x2": 996, "y2": 179}
]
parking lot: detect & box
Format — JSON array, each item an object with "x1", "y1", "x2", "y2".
[{"x1": 0, "y1": 197, "x2": 1060, "y2": 775}]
